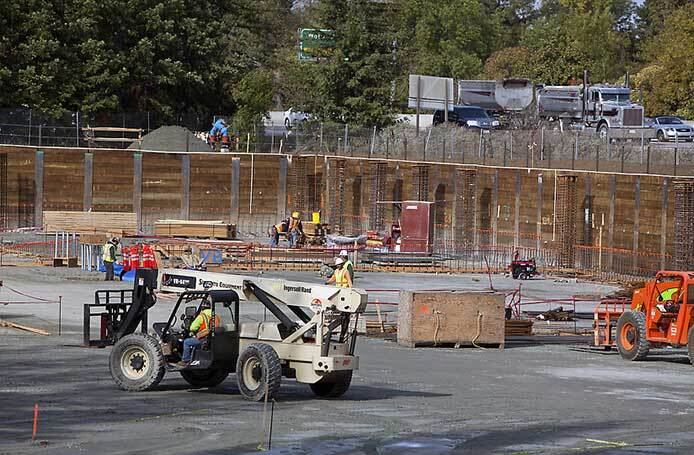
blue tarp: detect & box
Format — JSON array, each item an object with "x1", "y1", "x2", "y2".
[{"x1": 97, "y1": 263, "x2": 136, "y2": 282}]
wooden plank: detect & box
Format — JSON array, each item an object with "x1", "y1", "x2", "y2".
[
  {"x1": 154, "y1": 220, "x2": 235, "y2": 239},
  {"x1": 43, "y1": 211, "x2": 137, "y2": 234},
  {"x1": 0, "y1": 319, "x2": 50, "y2": 335}
]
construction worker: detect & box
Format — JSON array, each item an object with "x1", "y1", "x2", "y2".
[
  {"x1": 208, "y1": 118, "x2": 227, "y2": 150},
  {"x1": 288, "y1": 212, "x2": 304, "y2": 247},
  {"x1": 180, "y1": 300, "x2": 217, "y2": 366},
  {"x1": 339, "y1": 249, "x2": 355, "y2": 282},
  {"x1": 326, "y1": 257, "x2": 352, "y2": 288},
  {"x1": 102, "y1": 237, "x2": 119, "y2": 281},
  {"x1": 270, "y1": 218, "x2": 289, "y2": 247}
]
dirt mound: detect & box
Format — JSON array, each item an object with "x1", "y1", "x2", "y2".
[{"x1": 129, "y1": 125, "x2": 210, "y2": 152}]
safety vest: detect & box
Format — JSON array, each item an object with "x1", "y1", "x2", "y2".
[
  {"x1": 659, "y1": 287, "x2": 679, "y2": 302},
  {"x1": 334, "y1": 267, "x2": 351, "y2": 288},
  {"x1": 195, "y1": 310, "x2": 221, "y2": 340},
  {"x1": 102, "y1": 243, "x2": 115, "y2": 262},
  {"x1": 344, "y1": 259, "x2": 354, "y2": 280}
]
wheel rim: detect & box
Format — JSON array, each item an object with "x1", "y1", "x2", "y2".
[
  {"x1": 620, "y1": 322, "x2": 636, "y2": 350},
  {"x1": 242, "y1": 356, "x2": 263, "y2": 391},
  {"x1": 598, "y1": 127, "x2": 607, "y2": 139},
  {"x1": 121, "y1": 346, "x2": 150, "y2": 380}
]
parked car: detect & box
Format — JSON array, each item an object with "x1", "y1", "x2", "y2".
[
  {"x1": 283, "y1": 108, "x2": 310, "y2": 129},
  {"x1": 432, "y1": 105, "x2": 500, "y2": 129},
  {"x1": 650, "y1": 116, "x2": 694, "y2": 142}
]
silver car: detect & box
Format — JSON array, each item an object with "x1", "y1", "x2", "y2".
[{"x1": 651, "y1": 116, "x2": 694, "y2": 142}]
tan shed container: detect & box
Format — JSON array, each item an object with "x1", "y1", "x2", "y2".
[{"x1": 398, "y1": 290, "x2": 505, "y2": 348}]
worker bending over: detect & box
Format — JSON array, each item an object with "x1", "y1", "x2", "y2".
[
  {"x1": 326, "y1": 257, "x2": 352, "y2": 288},
  {"x1": 287, "y1": 212, "x2": 304, "y2": 247},
  {"x1": 269, "y1": 219, "x2": 288, "y2": 247},
  {"x1": 102, "y1": 237, "x2": 120, "y2": 281},
  {"x1": 180, "y1": 300, "x2": 217, "y2": 367}
]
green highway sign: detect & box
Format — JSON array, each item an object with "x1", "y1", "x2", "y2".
[{"x1": 298, "y1": 28, "x2": 336, "y2": 62}]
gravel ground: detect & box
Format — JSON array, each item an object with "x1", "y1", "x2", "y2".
[{"x1": 4, "y1": 266, "x2": 694, "y2": 454}]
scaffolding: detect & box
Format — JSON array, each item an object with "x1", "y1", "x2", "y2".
[
  {"x1": 556, "y1": 175, "x2": 578, "y2": 268},
  {"x1": 288, "y1": 156, "x2": 308, "y2": 215},
  {"x1": 0, "y1": 153, "x2": 7, "y2": 230},
  {"x1": 412, "y1": 165, "x2": 430, "y2": 201},
  {"x1": 456, "y1": 169, "x2": 477, "y2": 247},
  {"x1": 369, "y1": 162, "x2": 387, "y2": 231},
  {"x1": 674, "y1": 180, "x2": 694, "y2": 270}
]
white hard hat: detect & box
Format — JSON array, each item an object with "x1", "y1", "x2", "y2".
[
  {"x1": 339, "y1": 249, "x2": 348, "y2": 257},
  {"x1": 334, "y1": 257, "x2": 345, "y2": 266}
]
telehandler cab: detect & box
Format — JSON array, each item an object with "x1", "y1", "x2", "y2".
[{"x1": 104, "y1": 269, "x2": 367, "y2": 401}]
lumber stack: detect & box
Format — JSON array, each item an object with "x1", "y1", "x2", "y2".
[
  {"x1": 154, "y1": 220, "x2": 236, "y2": 239},
  {"x1": 505, "y1": 319, "x2": 533, "y2": 336},
  {"x1": 43, "y1": 211, "x2": 137, "y2": 235},
  {"x1": 398, "y1": 290, "x2": 505, "y2": 348}
]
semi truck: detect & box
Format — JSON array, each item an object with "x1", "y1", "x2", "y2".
[
  {"x1": 457, "y1": 72, "x2": 654, "y2": 139},
  {"x1": 536, "y1": 72, "x2": 653, "y2": 139}
]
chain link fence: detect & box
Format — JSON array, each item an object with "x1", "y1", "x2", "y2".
[{"x1": 2, "y1": 107, "x2": 693, "y2": 176}]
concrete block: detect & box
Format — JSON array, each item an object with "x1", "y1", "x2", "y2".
[{"x1": 397, "y1": 290, "x2": 505, "y2": 348}]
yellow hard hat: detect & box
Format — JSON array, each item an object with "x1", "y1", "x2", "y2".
[{"x1": 291, "y1": 211, "x2": 300, "y2": 219}]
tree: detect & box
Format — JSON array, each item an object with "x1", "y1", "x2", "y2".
[
  {"x1": 397, "y1": 0, "x2": 502, "y2": 80},
  {"x1": 633, "y1": 4, "x2": 694, "y2": 118},
  {"x1": 302, "y1": 0, "x2": 398, "y2": 127},
  {"x1": 483, "y1": 46, "x2": 539, "y2": 80}
]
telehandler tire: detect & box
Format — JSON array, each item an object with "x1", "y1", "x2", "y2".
[
  {"x1": 310, "y1": 371, "x2": 352, "y2": 399},
  {"x1": 616, "y1": 311, "x2": 650, "y2": 361},
  {"x1": 109, "y1": 333, "x2": 166, "y2": 391},
  {"x1": 180, "y1": 369, "x2": 229, "y2": 388},
  {"x1": 236, "y1": 343, "x2": 282, "y2": 401}
]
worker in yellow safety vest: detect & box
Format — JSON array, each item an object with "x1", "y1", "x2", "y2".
[
  {"x1": 180, "y1": 300, "x2": 220, "y2": 367},
  {"x1": 102, "y1": 237, "x2": 119, "y2": 281},
  {"x1": 326, "y1": 257, "x2": 352, "y2": 288},
  {"x1": 339, "y1": 249, "x2": 355, "y2": 283}
]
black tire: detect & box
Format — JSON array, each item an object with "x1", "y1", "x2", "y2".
[
  {"x1": 616, "y1": 311, "x2": 650, "y2": 361},
  {"x1": 236, "y1": 343, "x2": 282, "y2": 402},
  {"x1": 657, "y1": 130, "x2": 666, "y2": 142},
  {"x1": 180, "y1": 369, "x2": 229, "y2": 388},
  {"x1": 597, "y1": 123, "x2": 608, "y2": 139},
  {"x1": 284, "y1": 118, "x2": 291, "y2": 129},
  {"x1": 688, "y1": 328, "x2": 694, "y2": 367},
  {"x1": 109, "y1": 333, "x2": 166, "y2": 391},
  {"x1": 309, "y1": 371, "x2": 352, "y2": 399},
  {"x1": 519, "y1": 272, "x2": 527, "y2": 280}
]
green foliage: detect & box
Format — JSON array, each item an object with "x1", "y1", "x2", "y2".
[
  {"x1": 398, "y1": 0, "x2": 501, "y2": 80},
  {"x1": 633, "y1": 4, "x2": 694, "y2": 118},
  {"x1": 1, "y1": 0, "x2": 691, "y2": 125},
  {"x1": 0, "y1": 0, "x2": 291, "y2": 123},
  {"x1": 231, "y1": 69, "x2": 274, "y2": 132}
]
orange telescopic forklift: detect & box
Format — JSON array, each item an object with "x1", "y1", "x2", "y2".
[{"x1": 595, "y1": 271, "x2": 694, "y2": 362}]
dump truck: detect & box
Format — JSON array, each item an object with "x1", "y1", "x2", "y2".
[{"x1": 90, "y1": 269, "x2": 367, "y2": 401}]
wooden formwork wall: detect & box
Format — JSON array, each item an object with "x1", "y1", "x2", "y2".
[
  {"x1": 92, "y1": 150, "x2": 133, "y2": 212},
  {"x1": 189, "y1": 154, "x2": 232, "y2": 221}
]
